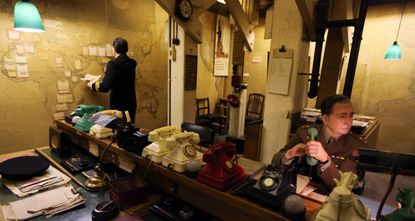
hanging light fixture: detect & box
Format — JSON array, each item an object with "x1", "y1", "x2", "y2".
[
  {"x1": 14, "y1": 0, "x2": 45, "y2": 32},
  {"x1": 385, "y1": 0, "x2": 405, "y2": 60}
]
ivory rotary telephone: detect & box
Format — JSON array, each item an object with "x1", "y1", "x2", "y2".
[
  {"x1": 162, "y1": 132, "x2": 200, "y2": 173},
  {"x1": 141, "y1": 126, "x2": 182, "y2": 163}
]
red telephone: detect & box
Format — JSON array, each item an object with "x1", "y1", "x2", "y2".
[{"x1": 196, "y1": 142, "x2": 245, "y2": 191}]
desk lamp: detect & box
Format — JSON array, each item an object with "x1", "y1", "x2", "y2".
[{"x1": 85, "y1": 139, "x2": 115, "y2": 191}]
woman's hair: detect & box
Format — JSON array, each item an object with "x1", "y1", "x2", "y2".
[
  {"x1": 321, "y1": 94, "x2": 350, "y2": 115},
  {"x1": 113, "y1": 37, "x2": 128, "y2": 54}
]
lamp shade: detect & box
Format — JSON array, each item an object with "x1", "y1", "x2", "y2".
[
  {"x1": 384, "y1": 41, "x2": 401, "y2": 60},
  {"x1": 14, "y1": 1, "x2": 44, "y2": 32}
]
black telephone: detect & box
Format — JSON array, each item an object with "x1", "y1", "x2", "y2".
[{"x1": 245, "y1": 165, "x2": 297, "y2": 210}]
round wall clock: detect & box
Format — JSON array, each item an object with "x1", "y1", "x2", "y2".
[{"x1": 175, "y1": 0, "x2": 193, "y2": 21}]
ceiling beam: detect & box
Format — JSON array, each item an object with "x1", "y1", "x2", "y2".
[
  {"x1": 154, "y1": 0, "x2": 216, "y2": 44},
  {"x1": 295, "y1": 0, "x2": 318, "y2": 41},
  {"x1": 225, "y1": 0, "x2": 254, "y2": 51}
]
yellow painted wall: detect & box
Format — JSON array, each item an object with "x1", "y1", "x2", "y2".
[
  {"x1": 347, "y1": 2, "x2": 415, "y2": 154},
  {"x1": 0, "y1": 0, "x2": 168, "y2": 154}
]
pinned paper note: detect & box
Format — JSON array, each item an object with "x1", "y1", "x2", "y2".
[
  {"x1": 53, "y1": 112, "x2": 65, "y2": 121},
  {"x1": 64, "y1": 70, "x2": 71, "y2": 78},
  {"x1": 16, "y1": 64, "x2": 29, "y2": 77},
  {"x1": 16, "y1": 44, "x2": 25, "y2": 54},
  {"x1": 56, "y1": 57, "x2": 63, "y2": 68},
  {"x1": 15, "y1": 54, "x2": 28, "y2": 64},
  {"x1": 88, "y1": 46, "x2": 97, "y2": 56},
  {"x1": 4, "y1": 57, "x2": 16, "y2": 71},
  {"x1": 8, "y1": 71, "x2": 17, "y2": 77},
  {"x1": 98, "y1": 47, "x2": 106, "y2": 57},
  {"x1": 56, "y1": 104, "x2": 68, "y2": 111},
  {"x1": 74, "y1": 60, "x2": 81, "y2": 70},
  {"x1": 71, "y1": 76, "x2": 78, "y2": 83},
  {"x1": 105, "y1": 44, "x2": 113, "y2": 56},
  {"x1": 56, "y1": 94, "x2": 73, "y2": 103},
  {"x1": 24, "y1": 43, "x2": 34, "y2": 53},
  {"x1": 8, "y1": 30, "x2": 19, "y2": 40},
  {"x1": 57, "y1": 80, "x2": 70, "y2": 94},
  {"x1": 82, "y1": 47, "x2": 88, "y2": 56}
]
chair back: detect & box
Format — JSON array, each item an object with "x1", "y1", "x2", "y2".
[
  {"x1": 181, "y1": 122, "x2": 214, "y2": 147},
  {"x1": 196, "y1": 98, "x2": 211, "y2": 117},
  {"x1": 246, "y1": 93, "x2": 265, "y2": 121}
]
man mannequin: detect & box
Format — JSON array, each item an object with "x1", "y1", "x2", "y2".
[{"x1": 88, "y1": 37, "x2": 137, "y2": 122}]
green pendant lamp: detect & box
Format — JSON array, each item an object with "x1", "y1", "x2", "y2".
[
  {"x1": 14, "y1": 0, "x2": 45, "y2": 32},
  {"x1": 385, "y1": 0, "x2": 405, "y2": 60}
]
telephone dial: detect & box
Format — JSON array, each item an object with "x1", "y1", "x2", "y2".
[
  {"x1": 245, "y1": 165, "x2": 297, "y2": 211},
  {"x1": 162, "y1": 131, "x2": 201, "y2": 173},
  {"x1": 142, "y1": 126, "x2": 182, "y2": 163},
  {"x1": 196, "y1": 142, "x2": 245, "y2": 191}
]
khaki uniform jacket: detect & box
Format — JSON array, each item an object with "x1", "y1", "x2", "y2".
[{"x1": 271, "y1": 124, "x2": 367, "y2": 190}]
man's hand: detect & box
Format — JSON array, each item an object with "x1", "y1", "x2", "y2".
[
  {"x1": 285, "y1": 143, "x2": 307, "y2": 160},
  {"x1": 86, "y1": 75, "x2": 101, "y2": 90},
  {"x1": 305, "y1": 140, "x2": 329, "y2": 162}
]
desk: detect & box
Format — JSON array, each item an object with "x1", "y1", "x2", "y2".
[
  {"x1": 0, "y1": 147, "x2": 161, "y2": 221},
  {"x1": 56, "y1": 120, "x2": 320, "y2": 221}
]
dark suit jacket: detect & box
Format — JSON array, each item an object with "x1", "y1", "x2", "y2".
[
  {"x1": 93, "y1": 54, "x2": 137, "y2": 121},
  {"x1": 271, "y1": 124, "x2": 367, "y2": 192}
]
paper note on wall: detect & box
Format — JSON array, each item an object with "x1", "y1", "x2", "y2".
[
  {"x1": 8, "y1": 71, "x2": 17, "y2": 77},
  {"x1": 53, "y1": 112, "x2": 65, "y2": 121},
  {"x1": 105, "y1": 44, "x2": 113, "y2": 56},
  {"x1": 71, "y1": 76, "x2": 78, "y2": 83},
  {"x1": 74, "y1": 60, "x2": 81, "y2": 70},
  {"x1": 16, "y1": 64, "x2": 29, "y2": 77},
  {"x1": 98, "y1": 47, "x2": 106, "y2": 57},
  {"x1": 88, "y1": 46, "x2": 97, "y2": 56},
  {"x1": 56, "y1": 57, "x2": 63, "y2": 68},
  {"x1": 16, "y1": 44, "x2": 25, "y2": 55},
  {"x1": 267, "y1": 48, "x2": 293, "y2": 96},
  {"x1": 56, "y1": 94, "x2": 73, "y2": 103},
  {"x1": 64, "y1": 70, "x2": 71, "y2": 78},
  {"x1": 15, "y1": 54, "x2": 28, "y2": 64},
  {"x1": 4, "y1": 57, "x2": 16, "y2": 71},
  {"x1": 56, "y1": 104, "x2": 68, "y2": 111},
  {"x1": 57, "y1": 80, "x2": 70, "y2": 94},
  {"x1": 8, "y1": 30, "x2": 19, "y2": 40},
  {"x1": 82, "y1": 47, "x2": 88, "y2": 56},
  {"x1": 24, "y1": 43, "x2": 34, "y2": 53}
]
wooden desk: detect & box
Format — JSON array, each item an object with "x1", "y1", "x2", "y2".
[{"x1": 56, "y1": 120, "x2": 319, "y2": 221}]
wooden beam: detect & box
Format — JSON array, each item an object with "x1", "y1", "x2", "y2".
[
  {"x1": 295, "y1": 0, "x2": 318, "y2": 41},
  {"x1": 225, "y1": 0, "x2": 254, "y2": 51},
  {"x1": 154, "y1": 0, "x2": 216, "y2": 44}
]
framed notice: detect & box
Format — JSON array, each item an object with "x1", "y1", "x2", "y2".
[
  {"x1": 267, "y1": 48, "x2": 293, "y2": 95},
  {"x1": 214, "y1": 16, "x2": 231, "y2": 76}
]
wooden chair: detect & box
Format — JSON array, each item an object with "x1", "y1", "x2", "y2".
[
  {"x1": 245, "y1": 93, "x2": 265, "y2": 124},
  {"x1": 196, "y1": 98, "x2": 227, "y2": 135}
]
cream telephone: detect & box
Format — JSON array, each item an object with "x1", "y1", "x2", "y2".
[
  {"x1": 141, "y1": 126, "x2": 182, "y2": 163},
  {"x1": 162, "y1": 132, "x2": 200, "y2": 173}
]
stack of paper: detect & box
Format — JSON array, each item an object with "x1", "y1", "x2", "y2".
[
  {"x1": 2, "y1": 166, "x2": 71, "y2": 197},
  {"x1": 1, "y1": 184, "x2": 85, "y2": 220}
]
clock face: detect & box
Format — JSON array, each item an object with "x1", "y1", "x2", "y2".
[{"x1": 175, "y1": 0, "x2": 193, "y2": 21}]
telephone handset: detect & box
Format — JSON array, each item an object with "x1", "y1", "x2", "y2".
[
  {"x1": 148, "y1": 126, "x2": 182, "y2": 143},
  {"x1": 142, "y1": 126, "x2": 182, "y2": 163},
  {"x1": 165, "y1": 132, "x2": 200, "y2": 158},
  {"x1": 162, "y1": 132, "x2": 200, "y2": 173},
  {"x1": 306, "y1": 127, "x2": 319, "y2": 166}
]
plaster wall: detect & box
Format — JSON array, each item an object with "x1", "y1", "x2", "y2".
[
  {"x1": 348, "y1": 2, "x2": 415, "y2": 154},
  {"x1": 0, "y1": 0, "x2": 168, "y2": 154}
]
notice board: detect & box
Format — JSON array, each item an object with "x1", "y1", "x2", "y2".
[{"x1": 267, "y1": 48, "x2": 293, "y2": 95}]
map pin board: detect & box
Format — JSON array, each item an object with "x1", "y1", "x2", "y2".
[{"x1": 267, "y1": 47, "x2": 294, "y2": 96}]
